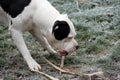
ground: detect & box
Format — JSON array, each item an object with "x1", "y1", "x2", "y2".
[{"x1": 0, "y1": 0, "x2": 120, "y2": 80}]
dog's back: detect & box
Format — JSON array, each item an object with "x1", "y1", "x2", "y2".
[
  {"x1": 0, "y1": 0, "x2": 32, "y2": 27},
  {"x1": 0, "y1": 0, "x2": 31, "y2": 18}
]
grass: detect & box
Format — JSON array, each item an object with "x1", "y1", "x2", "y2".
[{"x1": 0, "y1": 0, "x2": 120, "y2": 80}]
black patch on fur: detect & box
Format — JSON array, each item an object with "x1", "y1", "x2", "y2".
[
  {"x1": 52, "y1": 20, "x2": 70, "y2": 40},
  {"x1": 0, "y1": 0, "x2": 31, "y2": 18}
]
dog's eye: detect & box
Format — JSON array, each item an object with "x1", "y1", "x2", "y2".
[{"x1": 65, "y1": 37, "x2": 73, "y2": 42}]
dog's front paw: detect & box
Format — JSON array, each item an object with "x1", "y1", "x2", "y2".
[{"x1": 27, "y1": 59, "x2": 41, "y2": 71}]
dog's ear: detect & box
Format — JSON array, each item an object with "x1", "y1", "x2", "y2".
[{"x1": 52, "y1": 20, "x2": 70, "y2": 40}]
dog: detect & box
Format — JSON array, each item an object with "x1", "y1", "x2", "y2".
[{"x1": 0, "y1": 0, "x2": 79, "y2": 71}]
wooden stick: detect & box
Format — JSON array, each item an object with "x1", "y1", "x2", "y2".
[
  {"x1": 84, "y1": 71, "x2": 104, "y2": 76},
  {"x1": 34, "y1": 70, "x2": 59, "y2": 80},
  {"x1": 44, "y1": 57, "x2": 78, "y2": 75},
  {"x1": 84, "y1": 71, "x2": 105, "y2": 80},
  {"x1": 60, "y1": 56, "x2": 65, "y2": 74},
  {"x1": 60, "y1": 56, "x2": 65, "y2": 68}
]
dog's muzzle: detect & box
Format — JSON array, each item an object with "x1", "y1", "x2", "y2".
[
  {"x1": 59, "y1": 45, "x2": 79, "y2": 56},
  {"x1": 59, "y1": 50, "x2": 68, "y2": 56}
]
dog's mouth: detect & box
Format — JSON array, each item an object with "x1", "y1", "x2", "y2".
[
  {"x1": 58, "y1": 48, "x2": 77, "y2": 56},
  {"x1": 59, "y1": 50, "x2": 68, "y2": 56}
]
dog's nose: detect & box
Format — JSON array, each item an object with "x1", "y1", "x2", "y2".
[{"x1": 76, "y1": 46, "x2": 79, "y2": 50}]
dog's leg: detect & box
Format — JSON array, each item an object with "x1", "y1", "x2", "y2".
[
  {"x1": 10, "y1": 28, "x2": 41, "y2": 71},
  {"x1": 30, "y1": 29, "x2": 57, "y2": 54}
]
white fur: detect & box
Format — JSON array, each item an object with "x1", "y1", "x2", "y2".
[{"x1": 1, "y1": 0, "x2": 78, "y2": 71}]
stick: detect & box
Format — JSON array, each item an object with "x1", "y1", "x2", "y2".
[
  {"x1": 60, "y1": 56, "x2": 65, "y2": 68},
  {"x1": 60, "y1": 56, "x2": 65, "y2": 74},
  {"x1": 84, "y1": 71, "x2": 105, "y2": 80},
  {"x1": 84, "y1": 71, "x2": 104, "y2": 76},
  {"x1": 34, "y1": 70, "x2": 59, "y2": 80},
  {"x1": 44, "y1": 57, "x2": 78, "y2": 75}
]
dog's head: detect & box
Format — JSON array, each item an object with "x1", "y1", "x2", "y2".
[{"x1": 49, "y1": 14, "x2": 79, "y2": 56}]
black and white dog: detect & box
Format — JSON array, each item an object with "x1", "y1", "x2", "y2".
[{"x1": 0, "y1": 0, "x2": 79, "y2": 71}]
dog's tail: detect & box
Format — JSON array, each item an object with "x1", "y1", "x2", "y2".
[{"x1": 0, "y1": 7, "x2": 11, "y2": 27}]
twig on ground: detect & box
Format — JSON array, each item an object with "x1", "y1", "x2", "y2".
[
  {"x1": 75, "y1": 0, "x2": 98, "y2": 11},
  {"x1": 84, "y1": 71, "x2": 105, "y2": 80},
  {"x1": 59, "y1": 56, "x2": 65, "y2": 74},
  {"x1": 34, "y1": 70, "x2": 59, "y2": 80},
  {"x1": 44, "y1": 57, "x2": 79, "y2": 75},
  {"x1": 84, "y1": 71, "x2": 104, "y2": 76}
]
